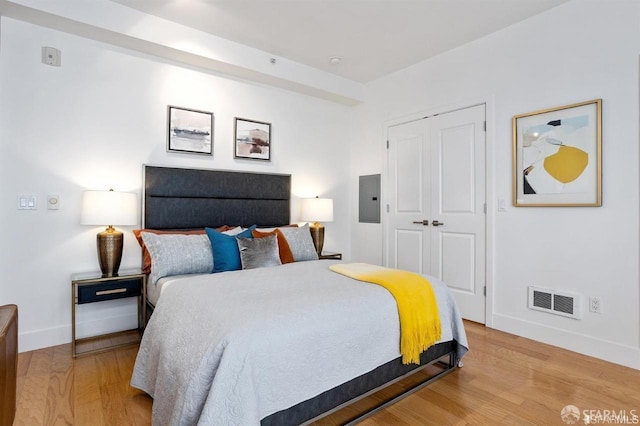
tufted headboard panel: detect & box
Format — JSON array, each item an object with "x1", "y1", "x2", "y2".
[{"x1": 143, "y1": 165, "x2": 291, "y2": 229}]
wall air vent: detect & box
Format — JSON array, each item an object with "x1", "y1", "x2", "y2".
[{"x1": 528, "y1": 286, "x2": 581, "y2": 319}]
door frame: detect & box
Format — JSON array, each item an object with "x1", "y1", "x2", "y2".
[{"x1": 381, "y1": 97, "x2": 495, "y2": 327}]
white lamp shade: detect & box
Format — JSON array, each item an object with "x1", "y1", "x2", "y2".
[
  {"x1": 300, "y1": 197, "x2": 334, "y2": 223},
  {"x1": 81, "y1": 190, "x2": 138, "y2": 226}
]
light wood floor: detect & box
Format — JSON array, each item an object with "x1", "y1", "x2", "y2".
[{"x1": 14, "y1": 321, "x2": 640, "y2": 425}]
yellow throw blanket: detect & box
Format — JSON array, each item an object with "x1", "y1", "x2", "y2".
[{"x1": 329, "y1": 263, "x2": 442, "y2": 365}]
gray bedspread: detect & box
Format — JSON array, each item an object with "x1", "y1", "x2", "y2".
[{"x1": 131, "y1": 260, "x2": 468, "y2": 425}]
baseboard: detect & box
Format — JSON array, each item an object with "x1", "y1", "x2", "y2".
[
  {"x1": 18, "y1": 313, "x2": 139, "y2": 353},
  {"x1": 492, "y1": 313, "x2": 640, "y2": 370},
  {"x1": 19, "y1": 324, "x2": 69, "y2": 353}
]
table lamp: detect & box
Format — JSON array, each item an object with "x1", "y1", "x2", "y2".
[
  {"x1": 81, "y1": 189, "x2": 138, "y2": 277},
  {"x1": 300, "y1": 196, "x2": 334, "y2": 256}
]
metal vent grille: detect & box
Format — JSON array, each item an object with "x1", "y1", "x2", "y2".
[
  {"x1": 528, "y1": 286, "x2": 580, "y2": 319},
  {"x1": 533, "y1": 291, "x2": 552, "y2": 310},
  {"x1": 554, "y1": 294, "x2": 574, "y2": 315}
]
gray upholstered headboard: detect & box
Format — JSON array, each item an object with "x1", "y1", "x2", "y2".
[{"x1": 143, "y1": 165, "x2": 291, "y2": 229}]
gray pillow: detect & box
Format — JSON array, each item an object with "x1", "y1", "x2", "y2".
[
  {"x1": 279, "y1": 223, "x2": 319, "y2": 261},
  {"x1": 237, "y1": 234, "x2": 282, "y2": 269},
  {"x1": 141, "y1": 232, "x2": 213, "y2": 285}
]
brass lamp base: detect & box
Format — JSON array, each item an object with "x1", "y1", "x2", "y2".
[
  {"x1": 309, "y1": 222, "x2": 325, "y2": 257},
  {"x1": 97, "y1": 226, "x2": 123, "y2": 277}
]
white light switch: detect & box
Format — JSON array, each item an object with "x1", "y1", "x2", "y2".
[
  {"x1": 498, "y1": 199, "x2": 507, "y2": 212},
  {"x1": 17, "y1": 195, "x2": 37, "y2": 210}
]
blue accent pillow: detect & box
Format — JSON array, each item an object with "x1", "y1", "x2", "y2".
[{"x1": 205, "y1": 226, "x2": 256, "y2": 272}]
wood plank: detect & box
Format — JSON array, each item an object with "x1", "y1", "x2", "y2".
[
  {"x1": 15, "y1": 350, "x2": 31, "y2": 404},
  {"x1": 73, "y1": 352, "x2": 106, "y2": 425},
  {"x1": 127, "y1": 389, "x2": 153, "y2": 426},
  {"x1": 43, "y1": 344, "x2": 74, "y2": 425},
  {"x1": 25, "y1": 345, "x2": 53, "y2": 376},
  {"x1": 74, "y1": 399, "x2": 106, "y2": 426},
  {"x1": 14, "y1": 374, "x2": 49, "y2": 425},
  {"x1": 100, "y1": 382, "x2": 135, "y2": 426},
  {"x1": 17, "y1": 349, "x2": 32, "y2": 377}
]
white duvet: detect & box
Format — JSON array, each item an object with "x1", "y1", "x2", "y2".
[{"x1": 131, "y1": 260, "x2": 468, "y2": 425}]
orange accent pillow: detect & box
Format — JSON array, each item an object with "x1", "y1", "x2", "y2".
[
  {"x1": 133, "y1": 227, "x2": 230, "y2": 273},
  {"x1": 252, "y1": 228, "x2": 295, "y2": 264}
]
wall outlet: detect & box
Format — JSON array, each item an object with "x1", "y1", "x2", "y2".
[{"x1": 589, "y1": 297, "x2": 602, "y2": 314}]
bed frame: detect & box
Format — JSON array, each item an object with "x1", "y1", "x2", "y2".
[
  {"x1": 143, "y1": 164, "x2": 291, "y2": 229},
  {"x1": 142, "y1": 164, "x2": 460, "y2": 425}
]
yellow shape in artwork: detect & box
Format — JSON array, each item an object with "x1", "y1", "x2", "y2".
[{"x1": 543, "y1": 146, "x2": 588, "y2": 183}]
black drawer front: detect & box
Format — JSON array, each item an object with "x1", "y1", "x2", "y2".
[{"x1": 77, "y1": 278, "x2": 142, "y2": 304}]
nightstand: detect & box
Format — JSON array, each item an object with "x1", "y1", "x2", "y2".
[
  {"x1": 71, "y1": 269, "x2": 146, "y2": 358},
  {"x1": 319, "y1": 252, "x2": 342, "y2": 260}
]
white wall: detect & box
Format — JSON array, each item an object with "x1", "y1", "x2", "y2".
[
  {"x1": 0, "y1": 17, "x2": 353, "y2": 351},
  {"x1": 3, "y1": 0, "x2": 639, "y2": 372},
  {"x1": 351, "y1": 0, "x2": 640, "y2": 369}
]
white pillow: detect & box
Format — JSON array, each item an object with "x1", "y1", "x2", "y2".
[
  {"x1": 141, "y1": 232, "x2": 213, "y2": 285},
  {"x1": 222, "y1": 226, "x2": 244, "y2": 236},
  {"x1": 279, "y1": 223, "x2": 319, "y2": 261}
]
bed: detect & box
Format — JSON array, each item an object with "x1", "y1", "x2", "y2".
[{"x1": 131, "y1": 165, "x2": 468, "y2": 425}]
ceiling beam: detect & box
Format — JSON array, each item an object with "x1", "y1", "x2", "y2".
[{"x1": 0, "y1": 0, "x2": 363, "y2": 106}]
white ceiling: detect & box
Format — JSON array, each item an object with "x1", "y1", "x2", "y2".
[{"x1": 110, "y1": 0, "x2": 568, "y2": 83}]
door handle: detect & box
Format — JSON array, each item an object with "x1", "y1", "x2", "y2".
[
  {"x1": 412, "y1": 220, "x2": 429, "y2": 226},
  {"x1": 432, "y1": 220, "x2": 444, "y2": 226}
]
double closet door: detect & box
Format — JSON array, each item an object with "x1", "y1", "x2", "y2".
[{"x1": 386, "y1": 104, "x2": 486, "y2": 323}]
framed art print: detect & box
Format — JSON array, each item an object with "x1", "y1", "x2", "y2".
[
  {"x1": 512, "y1": 99, "x2": 602, "y2": 207},
  {"x1": 167, "y1": 106, "x2": 214, "y2": 155},
  {"x1": 234, "y1": 117, "x2": 271, "y2": 161}
]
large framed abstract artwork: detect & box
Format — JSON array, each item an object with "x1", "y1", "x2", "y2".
[{"x1": 512, "y1": 99, "x2": 602, "y2": 207}]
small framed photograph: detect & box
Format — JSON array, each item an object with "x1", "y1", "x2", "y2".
[
  {"x1": 234, "y1": 117, "x2": 271, "y2": 161},
  {"x1": 513, "y1": 99, "x2": 602, "y2": 207},
  {"x1": 167, "y1": 106, "x2": 214, "y2": 155}
]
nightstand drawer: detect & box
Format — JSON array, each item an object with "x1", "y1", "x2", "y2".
[{"x1": 77, "y1": 278, "x2": 142, "y2": 304}]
